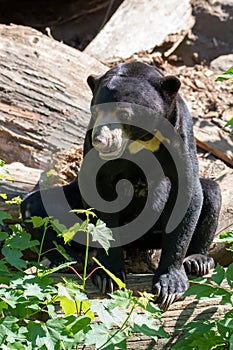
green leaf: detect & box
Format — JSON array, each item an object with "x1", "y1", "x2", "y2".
[
  {"x1": 28, "y1": 321, "x2": 59, "y2": 350},
  {"x1": 2, "y1": 246, "x2": 26, "y2": 269},
  {"x1": 1, "y1": 341, "x2": 30, "y2": 349},
  {"x1": 88, "y1": 219, "x2": 114, "y2": 252},
  {"x1": 0, "y1": 193, "x2": 7, "y2": 200},
  {"x1": 91, "y1": 300, "x2": 115, "y2": 328},
  {"x1": 0, "y1": 316, "x2": 20, "y2": 345},
  {"x1": 41, "y1": 261, "x2": 77, "y2": 276},
  {"x1": 5, "y1": 196, "x2": 22, "y2": 205},
  {"x1": 30, "y1": 216, "x2": 51, "y2": 228},
  {"x1": 50, "y1": 219, "x2": 67, "y2": 235},
  {"x1": 0, "y1": 300, "x2": 8, "y2": 313},
  {"x1": 71, "y1": 208, "x2": 97, "y2": 218},
  {"x1": 93, "y1": 257, "x2": 126, "y2": 289},
  {"x1": 223, "y1": 116, "x2": 233, "y2": 134},
  {"x1": 172, "y1": 321, "x2": 221, "y2": 350},
  {"x1": 131, "y1": 312, "x2": 168, "y2": 340},
  {"x1": 61, "y1": 222, "x2": 83, "y2": 244},
  {"x1": 58, "y1": 296, "x2": 77, "y2": 316},
  {"x1": 8, "y1": 231, "x2": 39, "y2": 250},
  {"x1": 0, "y1": 211, "x2": 12, "y2": 225},
  {"x1": 57, "y1": 281, "x2": 87, "y2": 301},
  {"x1": 84, "y1": 323, "x2": 109, "y2": 348},
  {"x1": 226, "y1": 263, "x2": 233, "y2": 288},
  {"x1": 217, "y1": 317, "x2": 233, "y2": 339},
  {"x1": 214, "y1": 230, "x2": 233, "y2": 244},
  {"x1": 103, "y1": 330, "x2": 126, "y2": 350},
  {"x1": 0, "y1": 231, "x2": 8, "y2": 242},
  {"x1": 24, "y1": 283, "x2": 47, "y2": 300},
  {"x1": 230, "y1": 333, "x2": 233, "y2": 350},
  {"x1": 0, "y1": 260, "x2": 10, "y2": 274},
  {"x1": 52, "y1": 241, "x2": 72, "y2": 261},
  {"x1": 212, "y1": 264, "x2": 225, "y2": 285},
  {"x1": 108, "y1": 289, "x2": 132, "y2": 309},
  {"x1": 215, "y1": 66, "x2": 233, "y2": 81},
  {"x1": 57, "y1": 281, "x2": 88, "y2": 315},
  {"x1": 65, "y1": 314, "x2": 91, "y2": 334}
]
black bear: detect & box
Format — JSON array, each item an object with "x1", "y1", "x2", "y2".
[{"x1": 21, "y1": 62, "x2": 221, "y2": 309}]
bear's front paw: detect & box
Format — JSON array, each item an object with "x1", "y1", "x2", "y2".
[
  {"x1": 91, "y1": 269, "x2": 126, "y2": 294},
  {"x1": 184, "y1": 254, "x2": 215, "y2": 277},
  {"x1": 152, "y1": 267, "x2": 188, "y2": 310}
]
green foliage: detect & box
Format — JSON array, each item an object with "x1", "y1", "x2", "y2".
[
  {"x1": 173, "y1": 226, "x2": 233, "y2": 350},
  {"x1": 215, "y1": 66, "x2": 233, "y2": 82},
  {"x1": 214, "y1": 229, "x2": 233, "y2": 252},
  {"x1": 0, "y1": 159, "x2": 14, "y2": 182},
  {"x1": 223, "y1": 116, "x2": 233, "y2": 135},
  {"x1": 215, "y1": 67, "x2": 233, "y2": 134},
  {"x1": 172, "y1": 265, "x2": 233, "y2": 349},
  {"x1": 0, "y1": 207, "x2": 166, "y2": 349}
]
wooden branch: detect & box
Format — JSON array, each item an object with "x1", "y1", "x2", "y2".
[{"x1": 194, "y1": 119, "x2": 233, "y2": 167}]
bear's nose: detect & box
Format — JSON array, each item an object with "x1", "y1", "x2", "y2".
[
  {"x1": 93, "y1": 134, "x2": 109, "y2": 149},
  {"x1": 92, "y1": 125, "x2": 113, "y2": 150}
]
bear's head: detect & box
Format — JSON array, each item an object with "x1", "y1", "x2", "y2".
[{"x1": 87, "y1": 62, "x2": 181, "y2": 160}]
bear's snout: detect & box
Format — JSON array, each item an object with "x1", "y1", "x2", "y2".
[
  {"x1": 92, "y1": 125, "x2": 126, "y2": 159},
  {"x1": 92, "y1": 125, "x2": 113, "y2": 149}
]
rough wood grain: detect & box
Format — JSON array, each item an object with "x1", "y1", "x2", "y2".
[
  {"x1": 193, "y1": 119, "x2": 233, "y2": 167},
  {"x1": 0, "y1": 24, "x2": 106, "y2": 168}
]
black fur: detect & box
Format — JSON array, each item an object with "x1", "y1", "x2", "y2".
[{"x1": 21, "y1": 62, "x2": 221, "y2": 309}]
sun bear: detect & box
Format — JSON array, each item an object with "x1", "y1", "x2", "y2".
[{"x1": 21, "y1": 62, "x2": 221, "y2": 309}]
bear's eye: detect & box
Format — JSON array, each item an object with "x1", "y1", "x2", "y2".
[{"x1": 120, "y1": 111, "x2": 129, "y2": 119}]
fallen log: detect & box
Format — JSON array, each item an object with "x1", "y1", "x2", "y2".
[
  {"x1": 0, "y1": 24, "x2": 106, "y2": 169},
  {"x1": 194, "y1": 119, "x2": 233, "y2": 167}
]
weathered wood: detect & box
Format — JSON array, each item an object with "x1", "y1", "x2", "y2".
[
  {"x1": 52, "y1": 273, "x2": 231, "y2": 349},
  {"x1": 0, "y1": 24, "x2": 106, "y2": 168},
  {"x1": 194, "y1": 119, "x2": 233, "y2": 167},
  {"x1": 0, "y1": 163, "x2": 43, "y2": 220},
  {"x1": 85, "y1": 0, "x2": 194, "y2": 62}
]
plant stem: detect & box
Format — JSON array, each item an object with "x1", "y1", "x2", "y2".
[
  {"x1": 82, "y1": 214, "x2": 90, "y2": 291},
  {"x1": 82, "y1": 228, "x2": 89, "y2": 291},
  {"x1": 37, "y1": 223, "x2": 49, "y2": 266},
  {"x1": 98, "y1": 303, "x2": 136, "y2": 350}
]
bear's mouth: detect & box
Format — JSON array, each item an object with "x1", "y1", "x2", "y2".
[
  {"x1": 99, "y1": 148, "x2": 124, "y2": 160},
  {"x1": 92, "y1": 123, "x2": 130, "y2": 160},
  {"x1": 98, "y1": 139, "x2": 128, "y2": 160}
]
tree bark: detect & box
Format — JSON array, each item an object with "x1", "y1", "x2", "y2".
[{"x1": 0, "y1": 24, "x2": 106, "y2": 169}]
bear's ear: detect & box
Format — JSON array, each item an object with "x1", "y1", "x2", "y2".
[
  {"x1": 160, "y1": 76, "x2": 181, "y2": 97},
  {"x1": 87, "y1": 74, "x2": 99, "y2": 92}
]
